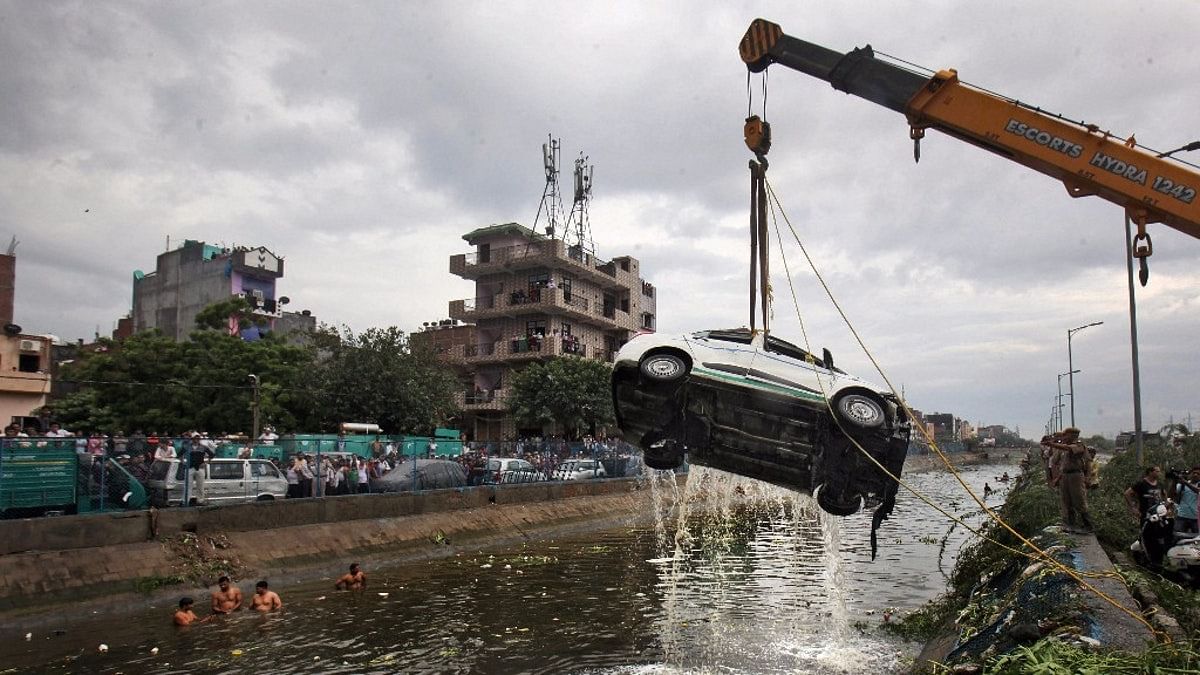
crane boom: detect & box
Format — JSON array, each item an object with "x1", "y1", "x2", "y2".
[{"x1": 739, "y1": 19, "x2": 1200, "y2": 240}]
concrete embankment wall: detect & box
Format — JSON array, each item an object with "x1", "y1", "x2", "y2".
[{"x1": 0, "y1": 478, "x2": 659, "y2": 620}]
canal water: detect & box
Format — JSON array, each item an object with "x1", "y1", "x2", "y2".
[{"x1": 0, "y1": 460, "x2": 1017, "y2": 674}]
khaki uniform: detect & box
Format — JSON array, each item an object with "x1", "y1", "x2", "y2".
[{"x1": 1053, "y1": 441, "x2": 1092, "y2": 528}]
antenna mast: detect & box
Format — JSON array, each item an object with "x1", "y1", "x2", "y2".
[
  {"x1": 531, "y1": 134, "x2": 564, "y2": 240},
  {"x1": 565, "y1": 152, "x2": 595, "y2": 257}
]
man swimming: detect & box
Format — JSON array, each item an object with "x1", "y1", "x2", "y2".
[
  {"x1": 210, "y1": 576, "x2": 244, "y2": 614},
  {"x1": 334, "y1": 563, "x2": 367, "y2": 590},
  {"x1": 173, "y1": 597, "x2": 211, "y2": 626},
  {"x1": 249, "y1": 580, "x2": 282, "y2": 612}
]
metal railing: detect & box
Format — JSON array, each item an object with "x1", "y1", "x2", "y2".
[{"x1": 0, "y1": 435, "x2": 656, "y2": 516}]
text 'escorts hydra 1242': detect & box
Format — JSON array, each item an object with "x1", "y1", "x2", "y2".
[{"x1": 611, "y1": 329, "x2": 910, "y2": 524}]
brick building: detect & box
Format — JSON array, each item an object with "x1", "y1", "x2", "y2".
[{"x1": 435, "y1": 223, "x2": 656, "y2": 440}]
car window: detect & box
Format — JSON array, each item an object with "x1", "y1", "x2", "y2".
[
  {"x1": 764, "y1": 335, "x2": 818, "y2": 365},
  {"x1": 487, "y1": 459, "x2": 500, "y2": 471},
  {"x1": 209, "y1": 462, "x2": 245, "y2": 480},
  {"x1": 700, "y1": 329, "x2": 753, "y2": 345},
  {"x1": 251, "y1": 462, "x2": 280, "y2": 478}
]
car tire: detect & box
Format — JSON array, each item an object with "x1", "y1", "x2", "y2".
[
  {"x1": 256, "y1": 494, "x2": 274, "y2": 501},
  {"x1": 639, "y1": 352, "x2": 689, "y2": 383},
  {"x1": 833, "y1": 392, "x2": 886, "y2": 430},
  {"x1": 815, "y1": 484, "x2": 862, "y2": 516}
]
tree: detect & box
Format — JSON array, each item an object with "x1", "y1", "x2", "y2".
[
  {"x1": 193, "y1": 296, "x2": 270, "y2": 333},
  {"x1": 49, "y1": 324, "x2": 314, "y2": 434},
  {"x1": 303, "y1": 325, "x2": 460, "y2": 434},
  {"x1": 506, "y1": 357, "x2": 615, "y2": 439}
]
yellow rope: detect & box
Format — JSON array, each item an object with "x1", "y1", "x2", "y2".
[{"x1": 763, "y1": 178, "x2": 1165, "y2": 641}]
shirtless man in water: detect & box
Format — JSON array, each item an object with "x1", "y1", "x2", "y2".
[
  {"x1": 174, "y1": 597, "x2": 211, "y2": 626},
  {"x1": 249, "y1": 580, "x2": 282, "y2": 611},
  {"x1": 334, "y1": 563, "x2": 367, "y2": 590},
  {"x1": 210, "y1": 576, "x2": 243, "y2": 614}
]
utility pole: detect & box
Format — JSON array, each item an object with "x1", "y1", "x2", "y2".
[
  {"x1": 248, "y1": 374, "x2": 261, "y2": 441},
  {"x1": 1123, "y1": 215, "x2": 1145, "y2": 464}
]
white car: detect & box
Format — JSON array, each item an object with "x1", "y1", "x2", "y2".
[
  {"x1": 485, "y1": 457, "x2": 544, "y2": 484},
  {"x1": 146, "y1": 458, "x2": 288, "y2": 506},
  {"x1": 552, "y1": 459, "x2": 607, "y2": 480},
  {"x1": 611, "y1": 328, "x2": 910, "y2": 522}
]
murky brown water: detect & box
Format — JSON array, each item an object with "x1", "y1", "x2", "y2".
[{"x1": 0, "y1": 460, "x2": 1016, "y2": 674}]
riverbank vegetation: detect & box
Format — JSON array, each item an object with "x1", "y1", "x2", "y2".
[{"x1": 890, "y1": 438, "x2": 1200, "y2": 673}]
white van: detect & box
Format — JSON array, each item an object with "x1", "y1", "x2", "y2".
[
  {"x1": 552, "y1": 459, "x2": 607, "y2": 481},
  {"x1": 485, "y1": 457, "x2": 543, "y2": 484},
  {"x1": 147, "y1": 458, "x2": 288, "y2": 506}
]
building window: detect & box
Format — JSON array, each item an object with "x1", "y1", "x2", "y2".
[
  {"x1": 18, "y1": 354, "x2": 39, "y2": 373},
  {"x1": 561, "y1": 275, "x2": 573, "y2": 302},
  {"x1": 560, "y1": 322, "x2": 572, "y2": 336},
  {"x1": 526, "y1": 320, "x2": 546, "y2": 337},
  {"x1": 641, "y1": 313, "x2": 655, "y2": 330}
]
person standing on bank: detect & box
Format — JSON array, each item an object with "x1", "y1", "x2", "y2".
[
  {"x1": 188, "y1": 433, "x2": 214, "y2": 505},
  {"x1": 1043, "y1": 427, "x2": 1094, "y2": 531},
  {"x1": 1168, "y1": 466, "x2": 1200, "y2": 535},
  {"x1": 1126, "y1": 465, "x2": 1170, "y2": 567}
]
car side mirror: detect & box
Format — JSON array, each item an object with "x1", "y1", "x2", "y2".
[{"x1": 822, "y1": 348, "x2": 834, "y2": 370}]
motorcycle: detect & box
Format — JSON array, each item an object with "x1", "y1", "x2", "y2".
[{"x1": 1130, "y1": 501, "x2": 1200, "y2": 586}]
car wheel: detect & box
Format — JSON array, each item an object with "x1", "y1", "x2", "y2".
[
  {"x1": 833, "y1": 392, "x2": 886, "y2": 430},
  {"x1": 256, "y1": 494, "x2": 275, "y2": 501},
  {"x1": 639, "y1": 352, "x2": 689, "y2": 383},
  {"x1": 815, "y1": 484, "x2": 862, "y2": 516}
]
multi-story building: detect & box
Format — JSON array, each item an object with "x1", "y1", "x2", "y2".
[
  {"x1": 130, "y1": 239, "x2": 315, "y2": 341},
  {"x1": 0, "y1": 250, "x2": 53, "y2": 430},
  {"x1": 439, "y1": 223, "x2": 656, "y2": 440}
]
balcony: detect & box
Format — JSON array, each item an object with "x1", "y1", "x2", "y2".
[
  {"x1": 451, "y1": 240, "x2": 628, "y2": 290},
  {"x1": 459, "y1": 387, "x2": 508, "y2": 411},
  {"x1": 450, "y1": 287, "x2": 619, "y2": 329}
]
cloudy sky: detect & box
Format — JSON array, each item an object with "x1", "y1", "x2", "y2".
[{"x1": 2, "y1": 1, "x2": 1198, "y2": 439}]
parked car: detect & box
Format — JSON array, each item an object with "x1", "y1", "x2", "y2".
[
  {"x1": 146, "y1": 458, "x2": 288, "y2": 506},
  {"x1": 611, "y1": 328, "x2": 910, "y2": 520},
  {"x1": 484, "y1": 457, "x2": 544, "y2": 484},
  {"x1": 552, "y1": 459, "x2": 607, "y2": 480}
]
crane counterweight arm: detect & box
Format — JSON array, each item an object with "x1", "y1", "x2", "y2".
[{"x1": 740, "y1": 18, "x2": 1200, "y2": 240}]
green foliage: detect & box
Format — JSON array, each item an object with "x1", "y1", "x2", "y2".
[
  {"x1": 302, "y1": 325, "x2": 460, "y2": 434},
  {"x1": 505, "y1": 356, "x2": 615, "y2": 438},
  {"x1": 948, "y1": 459, "x2": 1060, "y2": 596},
  {"x1": 883, "y1": 592, "x2": 960, "y2": 642},
  {"x1": 49, "y1": 328, "x2": 313, "y2": 434},
  {"x1": 193, "y1": 296, "x2": 267, "y2": 332},
  {"x1": 986, "y1": 639, "x2": 1200, "y2": 674}
]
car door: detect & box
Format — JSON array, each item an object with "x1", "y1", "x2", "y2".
[
  {"x1": 747, "y1": 334, "x2": 831, "y2": 409},
  {"x1": 207, "y1": 461, "x2": 246, "y2": 503},
  {"x1": 686, "y1": 329, "x2": 757, "y2": 384}
]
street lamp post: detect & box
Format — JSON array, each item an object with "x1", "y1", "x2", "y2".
[
  {"x1": 1057, "y1": 370, "x2": 1080, "y2": 432},
  {"x1": 1067, "y1": 322, "x2": 1103, "y2": 428}
]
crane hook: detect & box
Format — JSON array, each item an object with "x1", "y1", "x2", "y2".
[
  {"x1": 909, "y1": 126, "x2": 925, "y2": 163},
  {"x1": 1133, "y1": 231, "x2": 1152, "y2": 286}
]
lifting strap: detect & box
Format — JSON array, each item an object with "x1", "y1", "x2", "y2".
[{"x1": 746, "y1": 115, "x2": 772, "y2": 332}]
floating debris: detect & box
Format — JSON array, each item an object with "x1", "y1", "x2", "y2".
[{"x1": 98, "y1": 644, "x2": 109, "y2": 653}]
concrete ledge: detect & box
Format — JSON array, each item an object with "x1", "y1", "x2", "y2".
[
  {"x1": 0, "y1": 478, "x2": 660, "y2": 621},
  {"x1": 0, "y1": 478, "x2": 642, "y2": 555}
]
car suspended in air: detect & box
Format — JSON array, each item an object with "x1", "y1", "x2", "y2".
[{"x1": 611, "y1": 328, "x2": 910, "y2": 526}]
